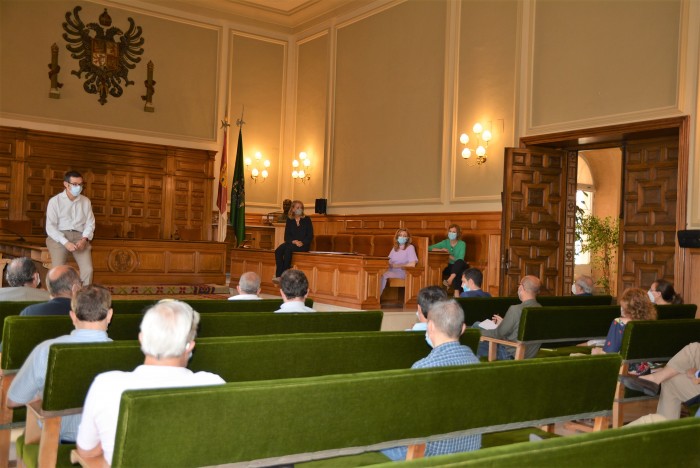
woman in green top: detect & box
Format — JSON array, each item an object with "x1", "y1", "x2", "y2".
[{"x1": 428, "y1": 224, "x2": 468, "y2": 292}]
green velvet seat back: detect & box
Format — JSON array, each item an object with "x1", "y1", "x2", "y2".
[
  {"x1": 41, "y1": 330, "x2": 480, "y2": 412},
  {"x1": 655, "y1": 303, "x2": 697, "y2": 320},
  {"x1": 110, "y1": 355, "x2": 621, "y2": 467},
  {"x1": 537, "y1": 295, "x2": 614, "y2": 306},
  {"x1": 2, "y1": 311, "x2": 382, "y2": 370},
  {"x1": 456, "y1": 297, "x2": 520, "y2": 323},
  {"x1": 384, "y1": 418, "x2": 700, "y2": 467},
  {"x1": 518, "y1": 306, "x2": 621, "y2": 342},
  {"x1": 619, "y1": 319, "x2": 700, "y2": 361}
]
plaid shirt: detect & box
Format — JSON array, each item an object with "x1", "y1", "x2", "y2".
[{"x1": 412, "y1": 341, "x2": 481, "y2": 456}]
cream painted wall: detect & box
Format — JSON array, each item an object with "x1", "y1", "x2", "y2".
[
  {"x1": 531, "y1": 0, "x2": 680, "y2": 127},
  {"x1": 454, "y1": 0, "x2": 518, "y2": 202},
  {"x1": 293, "y1": 33, "x2": 329, "y2": 204},
  {"x1": 0, "y1": 0, "x2": 219, "y2": 141},
  {"x1": 331, "y1": 0, "x2": 446, "y2": 207},
  {"x1": 229, "y1": 33, "x2": 286, "y2": 209}
]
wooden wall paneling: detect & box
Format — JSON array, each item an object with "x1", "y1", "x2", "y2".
[
  {"x1": 681, "y1": 248, "x2": 700, "y2": 315},
  {"x1": 619, "y1": 137, "x2": 678, "y2": 291}
]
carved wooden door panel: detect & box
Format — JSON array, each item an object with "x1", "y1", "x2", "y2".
[
  {"x1": 500, "y1": 148, "x2": 576, "y2": 296},
  {"x1": 619, "y1": 137, "x2": 678, "y2": 291}
]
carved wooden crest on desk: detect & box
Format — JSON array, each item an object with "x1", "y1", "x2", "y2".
[{"x1": 62, "y1": 6, "x2": 144, "y2": 105}]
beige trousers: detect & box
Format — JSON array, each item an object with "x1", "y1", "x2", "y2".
[
  {"x1": 46, "y1": 231, "x2": 93, "y2": 285},
  {"x1": 657, "y1": 342, "x2": 700, "y2": 419}
]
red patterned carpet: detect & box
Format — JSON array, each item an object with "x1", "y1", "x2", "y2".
[{"x1": 106, "y1": 284, "x2": 231, "y2": 300}]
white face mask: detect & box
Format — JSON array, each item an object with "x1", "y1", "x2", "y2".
[
  {"x1": 294, "y1": 208, "x2": 302, "y2": 216},
  {"x1": 425, "y1": 330, "x2": 433, "y2": 348},
  {"x1": 447, "y1": 232, "x2": 457, "y2": 241},
  {"x1": 571, "y1": 283, "x2": 578, "y2": 295},
  {"x1": 397, "y1": 236, "x2": 408, "y2": 245},
  {"x1": 69, "y1": 184, "x2": 82, "y2": 197},
  {"x1": 647, "y1": 290, "x2": 656, "y2": 303}
]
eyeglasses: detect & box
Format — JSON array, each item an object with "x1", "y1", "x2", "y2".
[{"x1": 66, "y1": 182, "x2": 84, "y2": 188}]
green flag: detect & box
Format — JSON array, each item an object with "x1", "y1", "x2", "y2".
[{"x1": 230, "y1": 127, "x2": 245, "y2": 246}]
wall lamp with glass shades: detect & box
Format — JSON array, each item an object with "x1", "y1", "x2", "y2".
[
  {"x1": 292, "y1": 151, "x2": 312, "y2": 183},
  {"x1": 244, "y1": 151, "x2": 270, "y2": 182},
  {"x1": 459, "y1": 122, "x2": 491, "y2": 167}
]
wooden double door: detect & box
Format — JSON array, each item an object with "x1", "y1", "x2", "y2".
[{"x1": 500, "y1": 122, "x2": 684, "y2": 297}]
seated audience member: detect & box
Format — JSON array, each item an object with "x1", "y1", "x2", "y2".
[
  {"x1": 648, "y1": 279, "x2": 683, "y2": 305},
  {"x1": 458, "y1": 268, "x2": 491, "y2": 299},
  {"x1": 620, "y1": 342, "x2": 700, "y2": 421},
  {"x1": 76, "y1": 299, "x2": 225, "y2": 465},
  {"x1": 380, "y1": 228, "x2": 418, "y2": 294},
  {"x1": 383, "y1": 299, "x2": 480, "y2": 460},
  {"x1": 592, "y1": 288, "x2": 656, "y2": 355},
  {"x1": 7, "y1": 285, "x2": 113, "y2": 443},
  {"x1": 273, "y1": 200, "x2": 313, "y2": 283},
  {"x1": 275, "y1": 269, "x2": 315, "y2": 313},
  {"x1": 228, "y1": 271, "x2": 263, "y2": 300},
  {"x1": 410, "y1": 286, "x2": 448, "y2": 331},
  {"x1": 0, "y1": 257, "x2": 50, "y2": 301},
  {"x1": 20, "y1": 265, "x2": 81, "y2": 316},
  {"x1": 572, "y1": 275, "x2": 594, "y2": 295},
  {"x1": 474, "y1": 275, "x2": 541, "y2": 360},
  {"x1": 428, "y1": 224, "x2": 467, "y2": 291}
]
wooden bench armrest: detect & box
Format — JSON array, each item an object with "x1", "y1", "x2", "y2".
[
  {"x1": 479, "y1": 336, "x2": 526, "y2": 361},
  {"x1": 71, "y1": 449, "x2": 110, "y2": 468}
]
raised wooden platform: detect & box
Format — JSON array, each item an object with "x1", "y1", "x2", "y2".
[{"x1": 0, "y1": 235, "x2": 226, "y2": 285}]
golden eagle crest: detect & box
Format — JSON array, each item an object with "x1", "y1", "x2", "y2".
[{"x1": 62, "y1": 6, "x2": 144, "y2": 105}]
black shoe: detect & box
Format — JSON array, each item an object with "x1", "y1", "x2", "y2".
[{"x1": 618, "y1": 375, "x2": 660, "y2": 396}]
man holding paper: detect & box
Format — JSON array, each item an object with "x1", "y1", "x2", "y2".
[{"x1": 474, "y1": 275, "x2": 541, "y2": 360}]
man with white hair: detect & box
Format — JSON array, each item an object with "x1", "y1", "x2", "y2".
[
  {"x1": 572, "y1": 275, "x2": 594, "y2": 296},
  {"x1": 228, "y1": 271, "x2": 263, "y2": 300},
  {"x1": 0, "y1": 257, "x2": 50, "y2": 301},
  {"x1": 76, "y1": 300, "x2": 225, "y2": 465}
]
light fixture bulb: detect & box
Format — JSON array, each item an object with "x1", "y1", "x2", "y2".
[
  {"x1": 292, "y1": 170, "x2": 298, "y2": 179},
  {"x1": 244, "y1": 157, "x2": 251, "y2": 166},
  {"x1": 299, "y1": 170, "x2": 306, "y2": 178},
  {"x1": 473, "y1": 122, "x2": 483, "y2": 134},
  {"x1": 261, "y1": 169, "x2": 268, "y2": 178},
  {"x1": 459, "y1": 133, "x2": 469, "y2": 145},
  {"x1": 263, "y1": 160, "x2": 270, "y2": 167},
  {"x1": 303, "y1": 158, "x2": 311, "y2": 167},
  {"x1": 292, "y1": 159, "x2": 299, "y2": 168},
  {"x1": 251, "y1": 168, "x2": 259, "y2": 177},
  {"x1": 482, "y1": 130, "x2": 492, "y2": 142},
  {"x1": 476, "y1": 146, "x2": 486, "y2": 157},
  {"x1": 462, "y1": 148, "x2": 471, "y2": 159},
  {"x1": 255, "y1": 151, "x2": 262, "y2": 160},
  {"x1": 299, "y1": 152, "x2": 307, "y2": 160}
]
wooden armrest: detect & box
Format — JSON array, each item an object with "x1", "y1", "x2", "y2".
[
  {"x1": 71, "y1": 449, "x2": 110, "y2": 468},
  {"x1": 479, "y1": 336, "x2": 525, "y2": 361}
]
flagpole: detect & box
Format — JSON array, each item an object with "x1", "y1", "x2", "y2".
[{"x1": 217, "y1": 118, "x2": 231, "y2": 242}]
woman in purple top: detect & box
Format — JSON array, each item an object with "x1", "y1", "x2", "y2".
[{"x1": 380, "y1": 228, "x2": 418, "y2": 294}]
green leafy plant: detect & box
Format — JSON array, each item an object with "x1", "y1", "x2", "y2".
[{"x1": 575, "y1": 210, "x2": 619, "y2": 295}]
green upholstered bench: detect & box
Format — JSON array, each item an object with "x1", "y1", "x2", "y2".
[
  {"x1": 655, "y1": 303, "x2": 697, "y2": 320},
  {"x1": 17, "y1": 329, "x2": 480, "y2": 467},
  {"x1": 612, "y1": 318, "x2": 700, "y2": 428},
  {"x1": 382, "y1": 417, "x2": 700, "y2": 467},
  {"x1": 478, "y1": 305, "x2": 622, "y2": 361},
  {"x1": 456, "y1": 295, "x2": 613, "y2": 324},
  {"x1": 67, "y1": 354, "x2": 620, "y2": 467},
  {"x1": 0, "y1": 310, "x2": 381, "y2": 462}
]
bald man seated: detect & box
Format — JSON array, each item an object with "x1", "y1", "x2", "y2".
[
  {"x1": 474, "y1": 275, "x2": 542, "y2": 360},
  {"x1": 21, "y1": 265, "x2": 82, "y2": 316},
  {"x1": 0, "y1": 257, "x2": 49, "y2": 301}
]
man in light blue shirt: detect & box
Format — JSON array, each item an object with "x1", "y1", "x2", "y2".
[
  {"x1": 409, "y1": 286, "x2": 447, "y2": 331},
  {"x1": 8, "y1": 285, "x2": 113, "y2": 442},
  {"x1": 275, "y1": 269, "x2": 315, "y2": 313}
]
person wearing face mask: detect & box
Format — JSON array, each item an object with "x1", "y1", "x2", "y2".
[
  {"x1": 459, "y1": 268, "x2": 491, "y2": 298},
  {"x1": 474, "y1": 275, "x2": 541, "y2": 360},
  {"x1": 381, "y1": 299, "x2": 480, "y2": 461},
  {"x1": 647, "y1": 279, "x2": 683, "y2": 305},
  {"x1": 45, "y1": 170, "x2": 95, "y2": 285},
  {"x1": 0, "y1": 257, "x2": 49, "y2": 301},
  {"x1": 273, "y1": 200, "x2": 314, "y2": 282},
  {"x1": 408, "y1": 286, "x2": 448, "y2": 331},
  {"x1": 571, "y1": 275, "x2": 594, "y2": 295},
  {"x1": 428, "y1": 224, "x2": 467, "y2": 292},
  {"x1": 380, "y1": 228, "x2": 418, "y2": 294}
]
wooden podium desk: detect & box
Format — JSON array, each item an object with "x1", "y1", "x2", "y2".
[{"x1": 0, "y1": 235, "x2": 226, "y2": 285}]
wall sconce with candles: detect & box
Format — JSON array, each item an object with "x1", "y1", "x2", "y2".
[
  {"x1": 244, "y1": 151, "x2": 270, "y2": 183},
  {"x1": 459, "y1": 122, "x2": 492, "y2": 167},
  {"x1": 292, "y1": 151, "x2": 312, "y2": 183}
]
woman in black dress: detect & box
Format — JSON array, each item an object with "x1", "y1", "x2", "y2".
[{"x1": 274, "y1": 200, "x2": 313, "y2": 281}]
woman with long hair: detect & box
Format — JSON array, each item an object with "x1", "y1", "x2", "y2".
[
  {"x1": 273, "y1": 200, "x2": 313, "y2": 282},
  {"x1": 380, "y1": 228, "x2": 418, "y2": 294}
]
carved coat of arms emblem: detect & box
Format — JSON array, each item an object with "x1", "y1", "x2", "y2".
[{"x1": 62, "y1": 6, "x2": 144, "y2": 105}]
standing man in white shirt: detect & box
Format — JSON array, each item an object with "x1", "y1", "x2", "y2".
[{"x1": 45, "y1": 171, "x2": 95, "y2": 285}]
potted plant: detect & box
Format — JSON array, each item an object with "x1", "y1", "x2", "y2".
[{"x1": 575, "y1": 211, "x2": 619, "y2": 295}]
